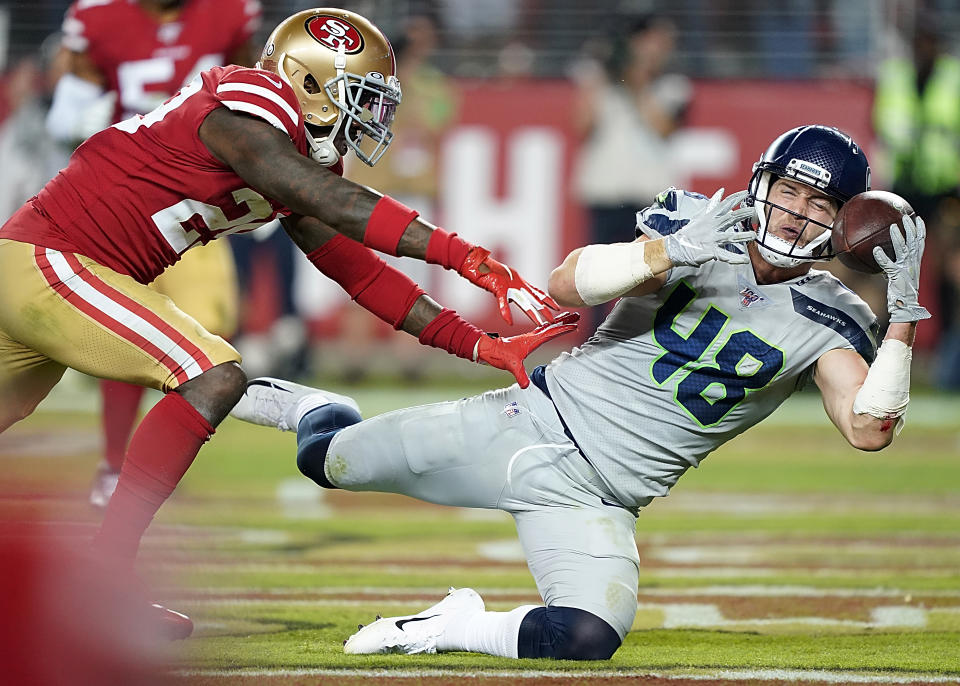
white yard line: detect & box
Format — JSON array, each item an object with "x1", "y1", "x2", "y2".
[
  {"x1": 164, "y1": 559, "x2": 960, "y2": 580},
  {"x1": 172, "y1": 666, "x2": 959, "y2": 683},
  {"x1": 173, "y1": 584, "x2": 960, "y2": 598},
  {"x1": 183, "y1": 597, "x2": 935, "y2": 630}
]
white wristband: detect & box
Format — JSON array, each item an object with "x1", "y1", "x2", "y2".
[
  {"x1": 852, "y1": 338, "x2": 912, "y2": 420},
  {"x1": 574, "y1": 241, "x2": 654, "y2": 306}
]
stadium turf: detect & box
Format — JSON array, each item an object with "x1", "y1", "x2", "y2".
[{"x1": 1, "y1": 383, "x2": 958, "y2": 684}]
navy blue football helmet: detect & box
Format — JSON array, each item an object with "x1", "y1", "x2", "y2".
[{"x1": 746, "y1": 125, "x2": 871, "y2": 268}]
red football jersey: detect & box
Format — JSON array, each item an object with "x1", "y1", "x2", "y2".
[
  {"x1": 2, "y1": 66, "x2": 309, "y2": 283},
  {"x1": 61, "y1": 0, "x2": 262, "y2": 122}
]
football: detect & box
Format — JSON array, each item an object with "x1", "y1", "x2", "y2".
[{"x1": 832, "y1": 190, "x2": 914, "y2": 274}]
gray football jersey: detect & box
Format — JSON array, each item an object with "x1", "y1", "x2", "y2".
[{"x1": 544, "y1": 188, "x2": 879, "y2": 508}]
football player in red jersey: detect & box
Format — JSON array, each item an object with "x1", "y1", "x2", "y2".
[
  {"x1": 46, "y1": 0, "x2": 262, "y2": 510},
  {"x1": 0, "y1": 8, "x2": 573, "y2": 639}
]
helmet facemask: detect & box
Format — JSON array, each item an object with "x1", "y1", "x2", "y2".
[
  {"x1": 749, "y1": 170, "x2": 836, "y2": 269},
  {"x1": 323, "y1": 56, "x2": 400, "y2": 166}
]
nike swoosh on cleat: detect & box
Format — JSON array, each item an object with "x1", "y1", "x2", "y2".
[
  {"x1": 395, "y1": 614, "x2": 439, "y2": 630},
  {"x1": 247, "y1": 380, "x2": 292, "y2": 393}
]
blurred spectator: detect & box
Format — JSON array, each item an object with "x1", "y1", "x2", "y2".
[
  {"x1": 341, "y1": 9, "x2": 460, "y2": 381},
  {"x1": 873, "y1": 14, "x2": 960, "y2": 389},
  {"x1": 572, "y1": 14, "x2": 691, "y2": 331},
  {"x1": 439, "y1": 0, "x2": 520, "y2": 75},
  {"x1": 2, "y1": 0, "x2": 949, "y2": 81},
  {"x1": 349, "y1": 10, "x2": 458, "y2": 218},
  {"x1": 0, "y1": 41, "x2": 70, "y2": 221},
  {"x1": 2, "y1": 3, "x2": 64, "y2": 65},
  {"x1": 751, "y1": 0, "x2": 817, "y2": 78},
  {"x1": 823, "y1": 1, "x2": 875, "y2": 77},
  {"x1": 497, "y1": 39, "x2": 537, "y2": 82}
]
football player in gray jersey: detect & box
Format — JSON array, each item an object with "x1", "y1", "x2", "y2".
[{"x1": 231, "y1": 125, "x2": 930, "y2": 660}]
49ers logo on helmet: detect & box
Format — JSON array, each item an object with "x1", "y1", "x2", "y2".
[{"x1": 305, "y1": 15, "x2": 364, "y2": 54}]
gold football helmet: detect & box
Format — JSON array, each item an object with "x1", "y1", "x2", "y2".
[{"x1": 258, "y1": 8, "x2": 401, "y2": 167}]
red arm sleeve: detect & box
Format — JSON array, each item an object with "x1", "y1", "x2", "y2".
[
  {"x1": 307, "y1": 235, "x2": 483, "y2": 359},
  {"x1": 306, "y1": 234, "x2": 423, "y2": 329}
]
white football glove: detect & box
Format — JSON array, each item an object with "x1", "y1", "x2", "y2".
[
  {"x1": 874, "y1": 214, "x2": 931, "y2": 323},
  {"x1": 662, "y1": 189, "x2": 756, "y2": 267}
]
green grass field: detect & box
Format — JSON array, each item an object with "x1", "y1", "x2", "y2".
[{"x1": 3, "y1": 380, "x2": 960, "y2": 685}]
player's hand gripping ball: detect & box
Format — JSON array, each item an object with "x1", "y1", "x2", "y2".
[{"x1": 832, "y1": 191, "x2": 916, "y2": 274}]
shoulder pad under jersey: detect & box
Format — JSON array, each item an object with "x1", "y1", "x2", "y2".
[{"x1": 636, "y1": 187, "x2": 710, "y2": 239}]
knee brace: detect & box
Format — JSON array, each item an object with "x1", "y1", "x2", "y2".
[
  {"x1": 295, "y1": 403, "x2": 362, "y2": 489},
  {"x1": 517, "y1": 606, "x2": 622, "y2": 660}
]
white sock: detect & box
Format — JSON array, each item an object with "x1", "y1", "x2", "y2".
[
  {"x1": 438, "y1": 605, "x2": 538, "y2": 658},
  {"x1": 294, "y1": 395, "x2": 330, "y2": 429}
]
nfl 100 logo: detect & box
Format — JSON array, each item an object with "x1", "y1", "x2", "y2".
[
  {"x1": 740, "y1": 286, "x2": 761, "y2": 308},
  {"x1": 736, "y1": 276, "x2": 769, "y2": 310}
]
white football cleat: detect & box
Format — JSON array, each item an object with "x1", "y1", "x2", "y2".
[
  {"x1": 229, "y1": 377, "x2": 360, "y2": 432},
  {"x1": 89, "y1": 462, "x2": 119, "y2": 509},
  {"x1": 344, "y1": 587, "x2": 484, "y2": 655}
]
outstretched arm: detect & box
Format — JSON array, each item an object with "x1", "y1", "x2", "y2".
[
  {"x1": 814, "y1": 322, "x2": 916, "y2": 451},
  {"x1": 549, "y1": 189, "x2": 755, "y2": 307},
  {"x1": 287, "y1": 216, "x2": 578, "y2": 388},
  {"x1": 199, "y1": 107, "x2": 556, "y2": 324},
  {"x1": 201, "y1": 108, "x2": 396, "y2": 246},
  {"x1": 549, "y1": 237, "x2": 669, "y2": 306},
  {"x1": 814, "y1": 214, "x2": 930, "y2": 451}
]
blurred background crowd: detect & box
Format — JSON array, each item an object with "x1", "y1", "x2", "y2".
[{"x1": 1, "y1": 0, "x2": 959, "y2": 389}]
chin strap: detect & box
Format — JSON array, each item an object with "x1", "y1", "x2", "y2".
[
  {"x1": 308, "y1": 44, "x2": 349, "y2": 166},
  {"x1": 307, "y1": 132, "x2": 341, "y2": 166}
]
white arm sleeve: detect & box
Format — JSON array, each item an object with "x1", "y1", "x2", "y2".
[
  {"x1": 573, "y1": 241, "x2": 654, "y2": 306},
  {"x1": 852, "y1": 338, "x2": 912, "y2": 419},
  {"x1": 45, "y1": 73, "x2": 115, "y2": 143}
]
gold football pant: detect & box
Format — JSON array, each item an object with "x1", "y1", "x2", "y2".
[
  {"x1": 150, "y1": 239, "x2": 238, "y2": 338},
  {"x1": 0, "y1": 239, "x2": 240, "y2": 431}
]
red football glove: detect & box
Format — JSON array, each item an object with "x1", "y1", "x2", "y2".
[
  {"x1": 459, "y1": 247, "x2": 560, "y2": 326},
  {"x1": 475, "y1": 312, "x2": 580, "y2": 388}
]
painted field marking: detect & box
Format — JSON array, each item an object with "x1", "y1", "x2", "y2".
[
  {"x1": 179, "y1": 596, "x2": 939, "y2": 631},
  {"x1": 648, "y1": 542, "x2": 960, "y2": 564},
  {"x1": 153, "y1": 558, "x2": 960, "y2": 580},
  {"x1": 169, "y1": 584, "x2": 960, "y2": 599},
  {"x1": 276, "y1": 478, "x2": 331, "y2": 519},
  {"x1": 172, "y1": 667, "x2": 960, "y2": 683},
  {"x1": 871, "y1": 606, "x2": 928, "y2": 627}
]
